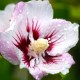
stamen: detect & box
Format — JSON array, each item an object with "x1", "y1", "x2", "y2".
[{"x1": 30, "y1": 38, "x2": 49, "y2": 54}]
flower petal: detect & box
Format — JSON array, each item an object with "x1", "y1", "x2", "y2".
[
  {"x1": 43, "y1": 19, "x2": 79, "y2": 55},
  {"x1": 0, "y1": 4, "x2": 15, "y2": 32},
  {"x1": 12, "y1": 2, "x2": 25, "y2": 20},
  {"x1": 0, "y1": 33, "x2": 19, "y2": 65},
  {"x1": 29, "y1": 67, "x2": 47, "y2": 80},
  {"x1": 19, "y1": 56, "x2": 47, "y2": 80},
  {"x1": 0, "y1": 9, "x2": 32, "y2": 66},
  {"x1": 38, "y1": 53, "x2": 75, "y2": 75},
  {"x1": 8, "y1": 1, "x2": 53, "y2": 40},
  {"x1": 11, "y1": 0, "x2": 53, "y2": 24}
]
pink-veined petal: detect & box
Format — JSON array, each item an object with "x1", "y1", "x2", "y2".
[
  {"x1": 29, "y1": 67, "x2": 47, "y2": 80},
  {"x1": 0, "y1": 9, "x2": 37, "y2": 67},
  {"x1": 41, "y1": 19, "x2": 79, "y2": 55},
  {"x1": 38, "y1": 53, "x2": 75, "y2": 75},
  {"x1": 0, "y1": 4, "x2": 15, "y2": 32},
  {"x1": 19, "y1": 53, "x2": 47, "y2": 80},
  {"x1": 8, "y1": 1, "x2": 53, "y2": 40},
  {"x1": 17, "y1": 53, "x2": 47, "y2": 80},
  {"x1": 0, "y1": 18, "x2": 30, "y2": 65}
]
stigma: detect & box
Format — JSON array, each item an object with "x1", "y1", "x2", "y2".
[{"x1": 30, "y1": 38, "x2": 49, "y2": 54}]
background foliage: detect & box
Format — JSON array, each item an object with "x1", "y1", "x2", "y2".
[{"x1": 0, "y1": 0, "x2": 80, "y2": 80}]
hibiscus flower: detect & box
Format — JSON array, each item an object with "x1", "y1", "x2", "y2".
[{"x1": 0, "y1": 0, "x2": 79, "y2": 80}]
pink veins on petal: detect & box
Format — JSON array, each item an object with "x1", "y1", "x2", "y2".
[
  {"x1": 13, "y1": 32, "x2": 30, "y2": 53},
  {"x1": 12, "y1": 19, "x2": 41, "y2": 67},
  {"x1": 44, "y1": 29, "x2": 57, "y2": 40},
  {"x1": 12, "y1": 18, "x2": 63, "y2": 67},
  {"x1": 32, "y1": 20, "x2": 40, "y2": 40},
  {"x1": 26, "y1": 19, "x2": 40, "y2": 40},
  {"x1": 43, "y1": 52, "x2": 61, "y2": 64},
  {"x1": 13, "y1": 32, "x2": 33, "y2": 66},
  {"x1": 45, "y1": 29, "x2": 63, "y2": 52}
]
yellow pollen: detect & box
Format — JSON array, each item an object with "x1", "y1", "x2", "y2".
[{"x1": 30, "y1": 38, "x2": 49, "y2": 54}]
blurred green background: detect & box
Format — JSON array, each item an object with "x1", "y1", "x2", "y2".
[{"x1": 0, "y1": 0, "x2": 80, "y2": 80}]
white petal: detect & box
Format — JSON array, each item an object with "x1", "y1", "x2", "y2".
[
  {"x1": 44, "y1": 19, "x2": 79, "y2": 55},
  {"x1": 29, "y1": 67, "x2": 47, "y2": 80},
  {"x1": 38, "y1": 53, "x2": 75, "y2": 75},
  {"x1": 11, "y1": 1, "x2": 53, "y2": 24},
  {"x1": 0, "y1": 4, "x2": 15, "y2": 32},
  {"x1": 25, "y1": 0, "x2": 53, "y2": 22},
  {"x1": 0, "y1": 33, "x2": 19, "y2": 65}
]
